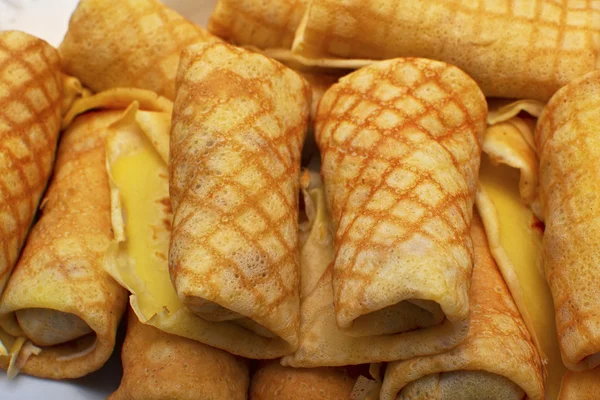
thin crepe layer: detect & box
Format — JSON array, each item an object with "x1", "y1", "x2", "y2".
[
  {"x1": 316, "y1": 57, "x2": 487, "y2": 336},
  {"x1": 282, "y1": 172, "x2": 466, "y2": 367},
  {"x1": 301, "y1": 72, "x2": 340, "y2": 120},
  {"x1": 109, "y1": 309, "x2": 249, "y2": 400},
  {"x1": 536, "y1": 70, "x2": 600, "y2": 370},
  {"x1": 59, "y1": 0, "x2": 220, "y2": 99},
  {"x1": 0, "y1": 110, "x2": 128, "y2": 379},
  {"x1": 169, "y1": 42, "x2": 310, "y2": 354},
  {"x1": 298, "y1": 169, "x2": 333, "y2": 299},
  {"x1": 379, "y1": 214, "x2": 545, "y2": 400},
  {"x1": 208, "y1": 0, "x2": 307, "y2": 49},
  {"x1": 559, "y1": 368, "x2": 600, "y2": 400},
  {"x1": 0, "y1": 31, "x2": 63, "y2": 293},
  {"x1": 250, "y1": 360, "x2": 354, "y2": 400},
  {"x1": 477, "y1": 101, "x2": 565, "y2": 398},
  {"x1": 61, "y1": 74, "x2": 90, "y2": 116},
  {"x1": 293, "y1": 0, "x2": 600, "y2": 101}
]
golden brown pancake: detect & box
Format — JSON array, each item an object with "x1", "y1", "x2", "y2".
[
  {"x1": 208, "y1": 0, "x2": 308, "y2": 49},
  {"x1": 0, "y1": 31, "x2": 63, "y2": 294},
  {"x1": 292, "y1": 0, "x2": 600, "y2": 101},
  {"x1": 315, "y1": 57, "x2": 486, "y2": 338},
  {"x1": 109, "y1": 309, "x2": 249, "y2": 400},
  {"x1": 379, "y1": 214, "x2": 545, "y2": 400},
  {"x1": 559, "y1": 368, "x2": 600, "y2": 400},
  {"x1": 0, "y1": 110, "x2": 128, "y2": 379},
  {"x1": 250, "y1": 360, "x2": 354, "y2": 400},
  {"x1": 536, "y1": 70, "x2": 600, "y2": 371},
  {"x1": 168, "y1": 42, "x2": 310, "y2": 357},
  {"x1": 60, "y1": 0, "x2": 220, "y2": 99}
]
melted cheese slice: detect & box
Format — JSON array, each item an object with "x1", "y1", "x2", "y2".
[{"x1": 104, "y1": 104, "x2": 184, "y2": 323}]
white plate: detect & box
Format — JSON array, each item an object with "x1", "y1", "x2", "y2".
[{"x1": 0, "y1": 1, "x2": 217, "y2": 398}]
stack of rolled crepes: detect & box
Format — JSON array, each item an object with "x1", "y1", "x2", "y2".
[{"x1": 4, "y1": 0, "x2": 600, "y2": 398}]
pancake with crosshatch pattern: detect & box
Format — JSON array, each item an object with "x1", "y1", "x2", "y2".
[
  {"x1": 292, "y1": 0, "x2": 600, "y2": 101},
  {"x1": 379, "y1": 213, "x2": 544, "y2": 400},
  {"x1": 0, "y1": 109, "x2": 128, "y2": 379},
  {"x1": 536, "y1": 70, "x2": 600, "y2": 371},
  {"x1": 60, "y1": 0, "x2": 221, "y2": 100},
  {"x1": 317, "y1": 57, "x2": 486, "y2": 340},
  {"x1": 208, "y1": 0, "x2": 308, "y2": 50},
  {"x1": 168, "y1": 42, "x2": 310, "y2": 358},
  {"x1": 281, "y1": 57, "x2": 487, "y2": 367},
  {"x1": 0, "y1": 31, "x2": 63, "y2": 295}
]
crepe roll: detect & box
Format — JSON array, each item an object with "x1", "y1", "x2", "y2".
[
  {"x1": 0, "y1": 110, "x2": 128, "y2": 379},
  {"x1": 250, "y1": 360, "x2": 354, "y2": 400},
  {"x1": 60, "y1": 0, "x2": 220, "y2": 100},
  {"x1": 379, "y1": 213, "x2": 545, "y2": 400},
  {"x1": 109, "y1": 309, "x2": 249, "y2": 400},
  {"x1": 559, "y1": 368, "x2": 600, "y2": 400},
  {"x1": 293, "y1": 0, "x2": 600, "y2": 101},
  {"x1": 169, "y1": 42, "x2": 310, "y2": 355},
  {"x1": 0, "y1": 31, "x2": 63, "y2": 294},
  {"x1": 536, "y1": 70, "x2": 600, "y2": 371},
  {"x1": 316, "y1": 57, "x2": 486, "y2": 338},
  {"x1": 208, "y1": 0, "x2": 307, "y2": 50}
]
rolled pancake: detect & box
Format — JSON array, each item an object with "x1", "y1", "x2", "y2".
[
  {"x1": 379, "y1": 213, "x2": 545, "y2": 400},
  {"x1": 283, "y1": 166, "x2": 463, "y2": 367},
  {"x1": 315, "y1": 58, "x2": 486, "y2": 338},
  {"x1": 558, "y1": 368, "x2": 600, "y2": 400},
  {"x1": 168, "y1": 42, "x2": 310, "y2": 356},
  {"x1": 103, "y1": 78, "x2": 310, "y2": 359},
  {"x1": 250, "y1": 360, "x2": 354, "y2": 400},
  {"x1": 292, "y1": 0, "x2": 600, "y2": 101},
  {"x1": 536, "y1": 70, "x2": 600, "y2": 371},
  {"x1": 208, "y1": 0, "x2": 307, "y2": 49},
  {"x1": 0, "y1": 31, "x2": 63, "y2": 294},
  {"x1": 0, "y1": 109, "x2": 128, "y2": 379},
  {"x1": 476, "y1": 100, "x2": 566, "y2": 398},
  {"x1": 60, "y1": 0, "x2": 220, "y2": 99},
  {"x1": 109, "y1": 309, "x2": 249, "y2": 400}
]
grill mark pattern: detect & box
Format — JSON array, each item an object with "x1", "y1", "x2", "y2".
[
  {"x1": 0, "y1": 31, "x2": 62, "y2": 292},
  {"x1": 169, "y1": 42, "x2": 311, "y2": 348},
  {"x1": 315, "y1": 57, "x2": 487, "y2": 331},
  {"x1": 60, "y1": 0, "x2": 221, "y2": 100}
]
